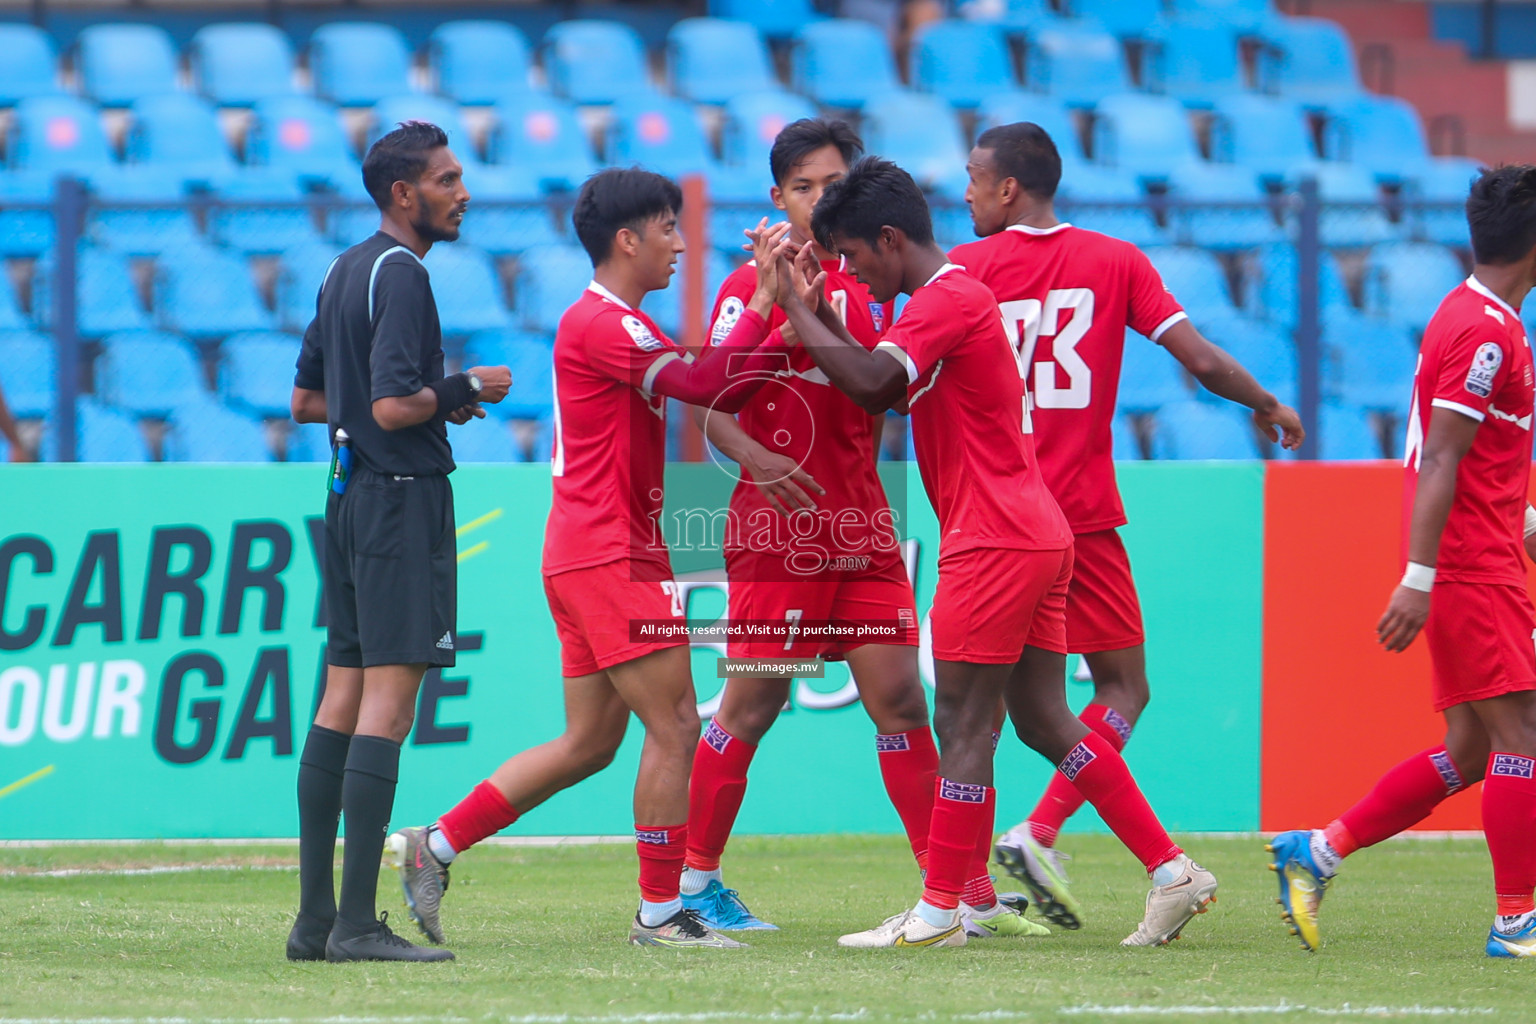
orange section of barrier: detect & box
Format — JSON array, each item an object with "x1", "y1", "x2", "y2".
[{"x1": 1261, "y1": 462, "x2": 1483, "y2": 832}]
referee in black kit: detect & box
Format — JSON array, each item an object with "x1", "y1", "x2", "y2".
[{"x1": 287, "y1": 121, "x2": 511, "y2": 963}]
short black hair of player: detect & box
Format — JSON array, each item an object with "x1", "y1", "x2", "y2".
[
  {"x1": 1466, "y1": 164, "x2": 1536, "y2": 265},
  {"x1": 769, "y1": 117, "x2": 863, "y2": 186},
  {"x1": 362, "y1": 120, "x2": 450, "y2": 210},
  {"x1": 811, "y1": 156, "x2": 933, "y2": 251},
  {"x1": 572, "y1": 167, "x2": 685, "y2": 267},
  {"x1": 974, "y1": 122, "x2": 1062, "y2": 200}
]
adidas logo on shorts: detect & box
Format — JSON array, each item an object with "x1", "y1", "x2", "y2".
[{"x1": 435, "y1": 632, "x2": 454, "y2": 651}]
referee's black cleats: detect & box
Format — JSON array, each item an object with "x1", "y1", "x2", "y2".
[
  {"x1": 285, "y1": 912, "x2": 331, "y2": 961},
  {"x1": 324, "y1": 912, "x2": 455, "y2": 963}
]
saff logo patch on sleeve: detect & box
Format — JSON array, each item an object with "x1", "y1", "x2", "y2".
[
  {"x1": 1465, "y1": 341, "x2": 1504, "y2": 397},
  {"x1": 710, "y1": 296, "x2": 744, "y2": 346},
  {"x1": 622, "y1": 314, "x2": 665, "y2": 352}
]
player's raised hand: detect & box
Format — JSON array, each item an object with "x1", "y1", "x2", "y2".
[
  {"x1": 743, "y1": 447, "x2": 825, "y2": 515},
  {"x1": 786, "y1": 242, "x2": 828, "y2": 313},
  {"x1": 1376, "y1": 584, "x2": 1430, "y2": 652},
  {"x1": 1255, "y1": 402, "x2": 1305, "y2": 450},
  {"x1": 748, "y1": 221, "x2": 794, "y2": 309},
  {"x1": 466, "y1": 365, "x2": 512, "y2": 404}
]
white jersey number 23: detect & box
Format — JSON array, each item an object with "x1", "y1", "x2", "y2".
[{"x1": 998, "y1": 289, "x2": 1095, "y2": 411}]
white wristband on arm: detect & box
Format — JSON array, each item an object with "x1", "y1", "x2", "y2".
[
  {"x1": 1525, "y1": 505, "x2": 1536, "y2": 539},
  {"x1": 1400, "y1": 562, "x2": 1436, "y2": 593}
]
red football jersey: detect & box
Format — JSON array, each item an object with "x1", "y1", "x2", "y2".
[
  {"x1": 544, "y1": 282, "x2": 686, "y2": 577},
  {"x1": 708, "y1": 258, "x2": 894, "y2": 557},
  {"x1": 1403, "y1": 276, "x2": 1535, "y2": 587},
  {"x1": 874, "y1": 264, "x2": 1071, "y2": 557},
  {"x1": 950, "y1": 224, "x2": 1186, "y2": 532}
]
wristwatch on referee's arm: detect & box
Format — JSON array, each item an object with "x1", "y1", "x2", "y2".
[{"x1": 467, "y1": 371, "x2": 483, "y2": 401}]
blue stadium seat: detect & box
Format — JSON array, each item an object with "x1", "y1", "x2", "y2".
[
  {"x1": 460, "y1": 170, "x2": 562, "y2": 255},
  {"x1": 490, "y1": 92, "x2": 598, "y2": 193},
  {"x1": 0, "y1": 332, "x2": 55, "y2": 417},
  {"x1": 860, "y1": 92, "x2": 969, "y2": 196},
  {"x1": 1168, "y1": 0, "x2": 1277, "y2": 31},
  {"x1": 1406, "y1": 157, "x2": 1478, "y2": 247},
  {"x1": 1324, "y1": 317, "x2": 1416, "y2": 409},
  {"x1": 1074, "y1": 0, "x2": 1166, "y2": 38},
  {"x1": 607, "y1": 93, "x2": 715, "y2": 177},
  {"x1": 429, "y1": 20, "x2": 532, "y2": 104},
  {"x1": 420, "y1": 244, "x2": 513, "y2": 334},
  {"x1": 188, "y1": 24, "x2": 295, "y2": 106},
  {"x1": 164, "y1": 398, "x2": 273, "y2": 462},
  {"x1": 0, "y1": 274, "x2": 26, "y2": 331},
  {"x1": 324, "y1": 174, "x2": 381, "y2": 247},
  {"x1": 96, "y1": 330, "x2": 205, "y2": 417},
  {"x1": 76, "y1": 24, "x2": 178, "y2": 107},
  {"x1": 1166, "y1": 162, "x2": 1283, "y2": 249},
  {"x1": 209, "y1": 169, "x2": 323, "y2": 254},
  {"x1": 1112, "y1": 413, "x2": 1144, "y2": 460},
  {"x1": 1119, "y1": 329, "x2": 1191, "y2": 410},
  {"x1": 1150, "y1": 399, "x2": 1256, "y2": 458},
  {"x1": 1362, "y1": 241, "x2": 1466, "y2": 334},
  {"x1": 1323, "y1": 95, "x2": 1429, "y2": 182},
  {"x1": 1144, "y1": 17, "x2": 1247, "y2": 108},
  {"x1": 125, "y1": 94, "x2": 237, "y2": 188},
  {"x1": 1294, "y1": 163, "x2": 1395, "y2": 248},
  {"x1": 33, "y1": 245, "x2": 153, "y2": 336},
  {"x1": 367, "y1": 94, "x2": 486, "y2": 167},
  {"x1": 219, "y1": 331, "x2": 304, "y2": 418},
  {"x1": 277, "y1": 241, "x2": 342, "y2": 331},
  {"x1": 448, "y1": 418, "x2": 521, "y2": 462},
  {"x1": 0, "y1": 25, "x2": 59, "y2": 104},
  {"x1": 516, "y1": 244, "x2": 591, "y2": 333},
  {"x1": 7, "y1": 95, "x2": 115, "y2": 179},
  {"x1": 542, "y1": 20, "x2": 650, "y2": 105},
  {"x1": 1263, "y1": 16, "x2": 1363, "y2": 106},
  {"x1": 1208, "y1": 94, "x2": 1318, "y2": 181},
  {"x1": 309, "y1": 23, "x2": 413, "y2": 107},
  {"x1": 288, "y1": 420, "x2": 331, "y2": 462},
  {"x1": 58, "y1": 399, "x2": 153, "y2": 462},
  {"x1": 1092, "y1": 93, "x2": 1202, "y2": 179},
  {"x1": 720, "y1": 90, "x2": 819, "y2": 171},
  {"x1": 1318, "y1": 402, "x2": 1383, "y2": 460},
  {"x1": 87, "y1": 167, "x2": 201, "y2": 255},
  {"x1": 977, "y1": 93, "x2": 1085, "y2": 166},
  {"x1": 1025, "y1": 22, "x2": 1131, "y2": 106},
  {"x1": 155, "y1": 245, "x2": 276, "y2": 337},
  {"x1": 1197, "y1": 313, "x2": 1298, "y2": 405},
  {"x1": 962, "y1": 0, "x2": 1064, "y2": 34},
  {"x1": 709, "y1": 0, "x2": 822, "y2": 40},
  {"x1": 466, "y1": 329, "x2": 555, "y2": 421},
  {"x1": 1144, "y1": 245, "x2": 1241, "y2": 321},
  {"x1": 1242, "y1": 241, "x2": 1354, "y2": 329},
  {"x1": 247, "y1": 96, "x2": 357, "y2": 189},
  {"x1": 1056, "y1": 167, "x2": 1165, "y2": 249},
  {"x1": 909, "y1": 20, "x2": 1020, "y2": 109},
  {"x1": 792, "y1": 19, "x2": 900, "y2": 108},
  {"x1": 667, "y1": 19, "x2": 777, "y2": 105},
  {"x1": 0, "y1": 172, "x2": 54, "y2": 257}
]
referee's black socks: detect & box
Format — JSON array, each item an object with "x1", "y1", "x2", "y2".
[
  {"x1": 296, "y1": 724, "x2": 351, "y2": 925},
  {"x1": 336, "y1": 734, "x2": 402, "y2": 932}
]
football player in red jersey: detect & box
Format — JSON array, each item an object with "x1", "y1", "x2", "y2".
[
  {"x1": 777, "y1": 157, "x2": 1218, "y2": 948},
  {"x1": 955, "y1": 123, "x2": 1304, "y2": 929},
  {"x1": 1267, "y1": 166, "x2": 1536, "y2": 958},
  {"x1": 680, "y1": 120, "x2": 1040, "y2": 939},
  {"x1": 386, "y1": 169, "x2": 797, "y2": 950}
]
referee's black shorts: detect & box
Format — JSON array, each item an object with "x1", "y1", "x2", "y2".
[{"x1": 324, "y1": 467, "x2": 457, "y2": 668}]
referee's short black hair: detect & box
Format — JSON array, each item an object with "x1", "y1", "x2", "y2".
[
  {"x1": 1467, "y1": 164, "x2": 1536, "y2": 265},
  {"x1": 573, "y1": 167, "x2": 684, "y2": 266},
  {"x1": 811, "y1": 156, "x2": 933, "y2": 250},
  {"x1": 975, "y1": 122, "x2": 1062, "y2": 200},
  {"x1": 362, "y1": 120, "x2": 450, "y2": 210},
  {"x1": 769, "y1": 117, "x2": 862, "y2": 186}
]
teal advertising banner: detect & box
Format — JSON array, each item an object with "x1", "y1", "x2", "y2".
[{"x1": 0, "y1": 461, "x2": 1263, "y2": 840}]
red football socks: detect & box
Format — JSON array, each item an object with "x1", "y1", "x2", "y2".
[
  {"x1": 876, "y1": 728, "x2": 938, "y2": 870},
  {"x1": 1061, "y1": 731, "x2": 1181, "y2": 872},
  {"x1": 1026, "y1": 704, "x2": 1132, "y2": 848},
  {"x1": 636, "y1": 822, "x2": 688, "y2": 903},
  {"x1": 684, "y1": 720, "x2": 756, "y2": 873},
  {"x1": 435, "y1": 779, "x2": 519, "y2": 854},
  {"x1": 1483, "y1": 753, "x2": 1536, "y2": 917},
  {"x1": 962, "y1": 788, "x2": 999, "y2": 908},
  {"x1": 921, "y1": 778, "x2": 995, "y2": 911},
  {"x1": 1327, "y1": 745, "x2": 1467, "y2": 857}
]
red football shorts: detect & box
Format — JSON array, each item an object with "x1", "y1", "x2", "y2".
[
  {"x1": 1425, "y1": 581, "x2": 1536, "y2": 712},
  {"x1": 723, "y1": 546, "x2": 918, "y2": 659},
  {"x1": 543, "y1": 559, "x2": 687, "y2": 677},
  {"x1": 930, "y1": 545, "x2": 1073, "y2": 664},
  {"x1": 1065, "y1": 528, "x2": 1146, "y2": 654}
]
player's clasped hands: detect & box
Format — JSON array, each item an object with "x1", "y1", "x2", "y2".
[
  {"x1": 446, "y1": 364, "x2": 513, "y2": 424},
  {"x1": 1376, "y1": 583, "x2": 1430, "y2": 652}
]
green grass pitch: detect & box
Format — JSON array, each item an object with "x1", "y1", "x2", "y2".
[{"x1": 1, "y1": 835, "x2": 1530, "y2": 1023}]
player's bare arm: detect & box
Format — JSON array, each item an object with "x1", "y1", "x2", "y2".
[
  {"x1": 1377, "y1": 408, "x2": 1480, "y2": 652},
  {"x1": 1159, "y1": 320, "x2": 1305, "y2": 450},
  {"x1": 372, "y1": 364, "x2": 512, "y2": 431},
  {"x1": 291, "y1": 386, "x2": 327, "y2": 424},
  {"x1": 692, "y1": 403, "x2": 824, "y2": 514},
  {"x1": 777, "y1": 247, "x2": 905, "y2": 413}
]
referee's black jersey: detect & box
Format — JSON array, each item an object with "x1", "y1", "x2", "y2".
[{"x1": 294, "y1": 232, "x2": 454, "y2": 477}]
